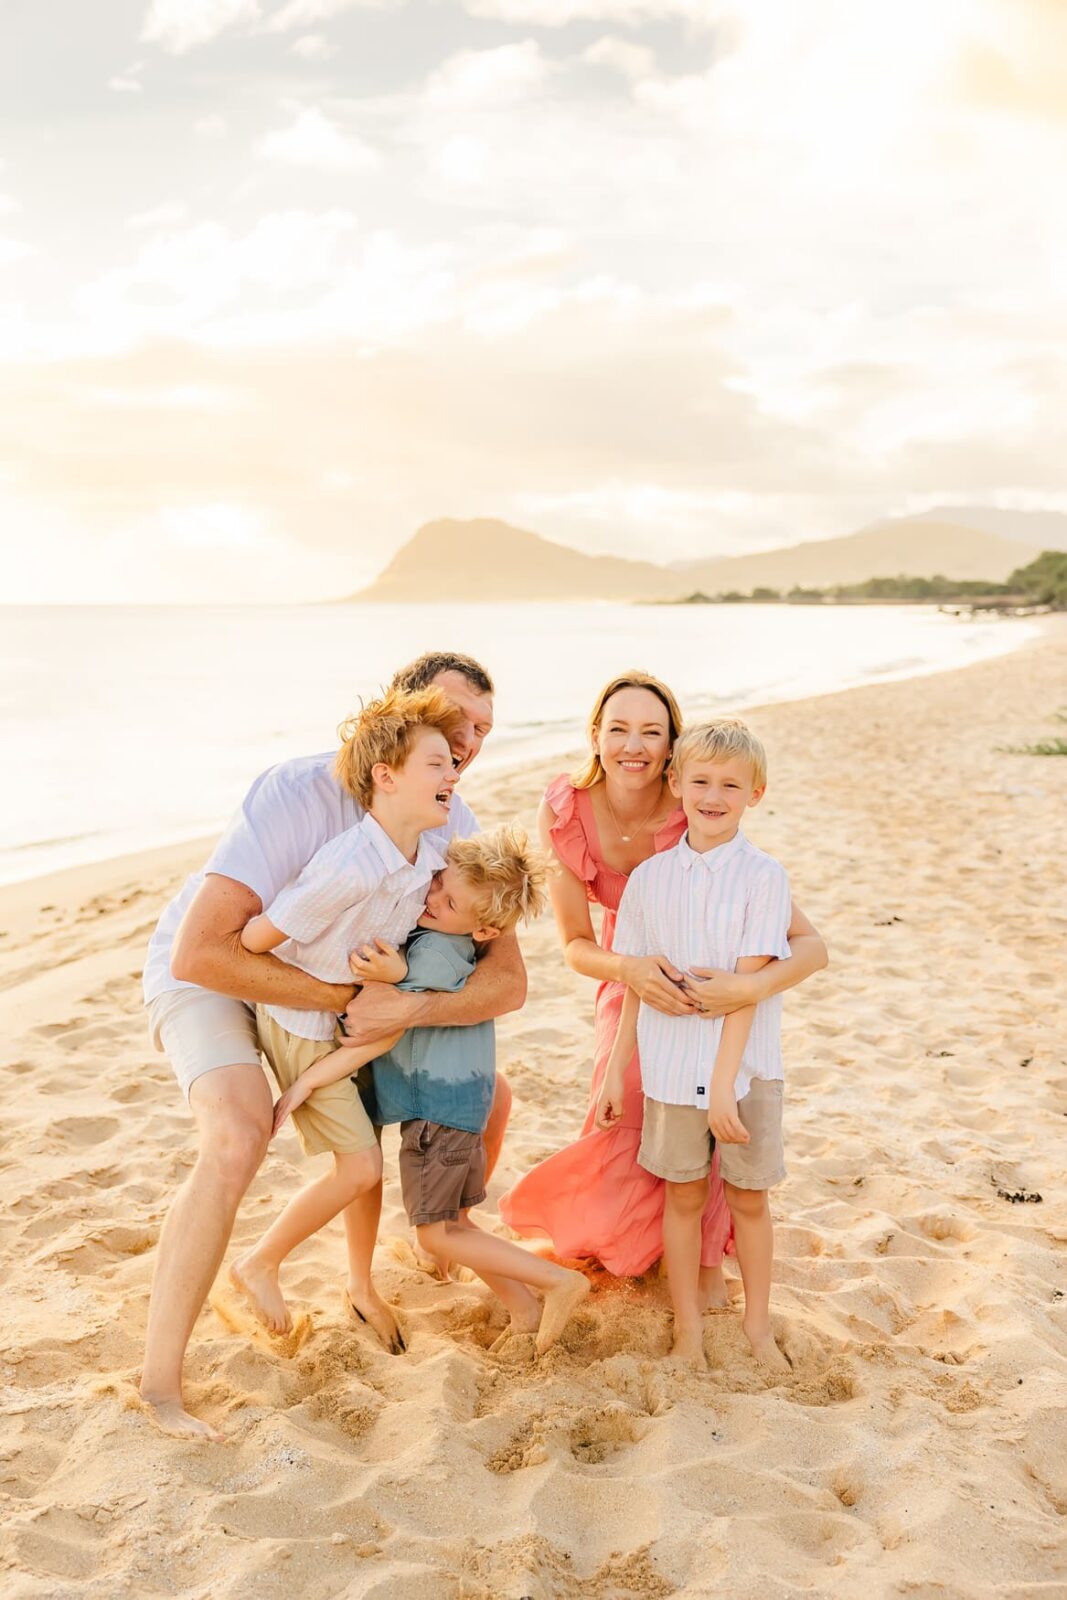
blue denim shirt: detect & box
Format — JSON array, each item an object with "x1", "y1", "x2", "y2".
[{"x1": 366, "y1": 929, "x2": 495, "y2": 1135}]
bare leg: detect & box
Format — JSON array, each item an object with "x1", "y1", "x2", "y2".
[
  {"x1": 446, "y1": 1215, "x2": 540, "y2": 1332},
  {"x1": 232, "y1": 1146, "x2": 383, "y2": 1334},
  {"x1": 699, "y1": 1262, "x2": 730, "y2": 1311},
  {"x1": 662, "y1": 1178, "x2": 709, "y2": 1368},
  {"x1": 416, "y1": 1218, "x2": 589, "y2": 1354},
  {"x1": 140, "y1": 1063, "x2": 272, "y2": 1441},
  {"x1": 341, "y1": 1173, "x2": 404, "y2": 1354},
  {"x1": 724, "y1": 1181, "x2": 788, "y2": 1372}
]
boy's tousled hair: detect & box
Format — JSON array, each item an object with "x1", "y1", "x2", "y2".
[
  {"x1": 571, "y1": 668, "x2": 684, "y2": 790},
  {"x1": 446, "y1": 824, "x2": 550, "y2": 933},
  {"x1": 391, "y1": 651, "x2": 495, "y2": 697},
  {"x1": 671, "y1": 716, "x2": 768, "y2": 789},
  {"x1": 334, "y1": 687, "x2": 466, "y2": 809}
]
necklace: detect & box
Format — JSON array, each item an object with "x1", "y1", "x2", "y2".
[{"x1": 603, "y1": 784, "x2": 665, "y2": 842}]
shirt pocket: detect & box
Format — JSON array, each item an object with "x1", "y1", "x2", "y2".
[{"x1": 707, "y1": 899, "x2": 747, "y2": 964}]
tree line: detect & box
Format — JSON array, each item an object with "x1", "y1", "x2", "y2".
[{"x1": 674, "y1": 551, "x2": 1067, "y2": 608}]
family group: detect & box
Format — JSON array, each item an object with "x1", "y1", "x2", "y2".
[{"x1": 139, "y1": 651, "x2": 827, "y2": 1441}]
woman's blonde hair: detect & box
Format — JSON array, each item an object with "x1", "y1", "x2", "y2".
[
  {"x1": 570, "y1": 669, "x2": 684, "y2": 790},
  {"x1": 334, "y1": 686, "x2": 466, "y2": 809},
  {"x1": 446, "y1": 824, "x2": 550, "y2": 932}
]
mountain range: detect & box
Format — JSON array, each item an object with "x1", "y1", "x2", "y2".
[{"x1": 349, "y1": 509, "x2": 1061, "y2": 604}]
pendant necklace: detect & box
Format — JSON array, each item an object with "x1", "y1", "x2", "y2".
[{"x1": 604, "y1": 786, "x2": 665, "y2": 842}]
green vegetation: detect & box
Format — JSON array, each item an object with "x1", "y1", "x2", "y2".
[{"x1": 667, "y1": 552, "x2": 1067, "y2": 609}]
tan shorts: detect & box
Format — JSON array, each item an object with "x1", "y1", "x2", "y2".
[
  {"x1": 256, "y1": 1007, "x2": 378, "y2": 1158},
  {"x1": 639, "y1": 1098, "x2": 714, "y2": 1183},
  {"x1": 398, "y1": 1120, "x2": 487, "y2": 1226},
  {"x1": 718, "y1": 1080, "x2": 786, "y2": 1191},
  {"x1": 639, "y1": 1079, "x2": 786, "y2": 1190},
  {"x1": 148, "y1": 988, "x2": 260, "y2": 1101}
]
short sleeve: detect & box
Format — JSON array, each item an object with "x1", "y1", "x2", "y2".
[
  {"x1": 448, "y1": 793, "x2": 479, "y2": 841},
  {"x1": 612, "y1": 870, "x2": 650, "y2": 959},
  {"x1": 266, "y1": 831, "x2": 375, "y2": 943},
  {"x1": 398, "y1": 934, "x2": 474, "y2": 994},
  {"x1": 543, "y1": 775, "x2": 597, "y2": 887},
  {"x1": 205, "y1": 759, "x2": 341, "y2": 910},
  {"x1": 738, "y1": 861, "x2": 792, "y2": 960}
]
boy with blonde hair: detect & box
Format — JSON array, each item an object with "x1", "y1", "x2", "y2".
[
  {"x1": 270, "y1": 824, "x2": 591, "y2": 1355},
  {"x1": 597, "y1": 717, "x2": 794, "y2": 1372},
  {"x1": 228, "y1": 685, "x2": 464, "y2": 1333}
]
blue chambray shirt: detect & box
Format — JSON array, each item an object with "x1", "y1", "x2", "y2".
[{"x1": 365, "y1": 929, "x2": 495, "y2": 1135}]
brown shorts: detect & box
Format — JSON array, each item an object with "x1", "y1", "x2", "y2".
[
  {"x1": 639, "y1": 1097, "x2": 714, "y2": 1183},
  {"x1": 398, "y1": 1120, "x2": 487, "y2": 1226}
]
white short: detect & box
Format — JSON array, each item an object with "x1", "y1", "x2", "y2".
[{"x1": 147, "y1": 988, "x2": 261, "y2": 1101}]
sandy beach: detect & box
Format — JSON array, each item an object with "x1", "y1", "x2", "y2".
[{"x1": 1, "y1": 625, "x2": 1065, "y2": 1600}]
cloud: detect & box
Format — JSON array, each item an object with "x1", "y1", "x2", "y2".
[
  {"x1": 582, "y1": 36, "x2": 657, "y2": 81},
  {"x1": 423, "y1": 41, "x2": 550, "y2": 111},
  {"x1": 193, "y1": 114, "x2": 229, "y2": 138},
  {"x1": 126, "y1": 202, "x2": 189, "y2": 231},
  {"x1": 142, "y1": 0, "x2": 261, "y2": 53},
  {"x1": 263, "y1": 0, "x2": 404, "y2": 31},
  {"x1": 108, "y1": 74, "x2": 144, "y2": 94},
  {"x1": 291, "y1": 32, "x2": 333, "y2": 59},
  {"x1": 256, "y1": 106, "x2": 380, "y2": 171},
  {"x1": 0, "y1": 238, "x2": 33, "y2": 269},
  {"x1": 459, "y1": 0, "x2": 703, "y2": 23}
]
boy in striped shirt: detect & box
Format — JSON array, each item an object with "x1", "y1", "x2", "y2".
[{"x1": 596, "y1": 718, "x2": 794, "y2": 1372}]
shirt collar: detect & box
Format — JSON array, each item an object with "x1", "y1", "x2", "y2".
[
  {"x1": 361, "y1": 813, "x2": 445, "y2": 876},
  {"x1": 677, "y1": 828, "x2": 746, "y2": 874}
]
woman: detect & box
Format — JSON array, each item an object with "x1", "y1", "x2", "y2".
[{"x1": 500, "y1": 671, "x2": 827, "y2": 1303}]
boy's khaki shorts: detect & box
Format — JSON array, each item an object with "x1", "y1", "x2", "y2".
[
  {"x1": 639, "y1": 1079, "x2": 786, "y2": 1190},
  {"x1": 256, "y1": 1007, "x2": 378, "y2": 1158}
]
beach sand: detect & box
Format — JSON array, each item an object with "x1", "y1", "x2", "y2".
[{"x1": 1, "y1": 626, "x2": 1065, "y2": 1599}]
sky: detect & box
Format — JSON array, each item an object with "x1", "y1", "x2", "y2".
[{"x1": 1, "y1": 0, "x2": 1065, "y2": 602}]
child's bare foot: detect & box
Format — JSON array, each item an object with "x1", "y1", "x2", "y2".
[
  {"x1": 346, "y1": 1283, "x2": 406, "y2": 1354},
  {"x1": 698, "y1": 1263, "x2": 730, "y2": 1312},
  {"x1": 230, "y1": 1255, "x2": 292, "y2": 1336},
  {"x1": 140, "y1": 1393, "x2": 224, "y2": 1444},
  {"x1": 744, "y1": 1322, "x2": 791, "y2": 1374},
  {"x1": 668, "y1": 1324, "x2": 708, "y2": 1371},
  {"x1": 535, "y1": 1269, "x2": 590, "y2": 1355}
]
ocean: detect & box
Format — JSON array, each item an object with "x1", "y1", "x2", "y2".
[{"x1": 2, "y1": 601, "x2": 1037, "y2": 885}]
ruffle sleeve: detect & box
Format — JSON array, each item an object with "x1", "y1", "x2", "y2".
[{"x1": 543, "y1": 774, "x2": 597, "y2": 894}]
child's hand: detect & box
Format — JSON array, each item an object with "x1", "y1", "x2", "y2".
[
  {"x1": 272, "y1": 1077, "x2": 313, "y2": 1138},
  {"x1": 348, "y1": 939, "x2": 408, "y2": 985},
  {"x1": 595, "y1": 1076, "x2": 625, "y2": 1129},
  {"x1": 708, "y1": 1083, "x2": 749, "y2": 1145}
]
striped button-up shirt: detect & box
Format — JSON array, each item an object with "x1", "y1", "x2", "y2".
[
  {"x1": 263, "y1": 814, "x2": 445, "y2": 1040},
  {"x1": 613, "y1": 830, "x2": 792, "y2": 1106}
]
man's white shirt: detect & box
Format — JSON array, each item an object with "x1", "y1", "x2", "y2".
[
  {"x1": 142, "y1": 751, "x2": 478, "y2": 1008},
  {"x1": 612, "y1": 830, "x2": 791, "y2": 1107}
]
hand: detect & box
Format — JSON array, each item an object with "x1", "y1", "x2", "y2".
[
  {"x1": 342, "y1": 982, "x2": 421, "y2": 1047},
  {"x1": 624, "y1": 955, "x2": 698, "y2": 1017},
  {"x1": 272, "y1": 1076, "x2": 313, "y2": 1137},
  {"x1": 348, "y1": 939, "x2": 408, "y2": 985},
  {"x1": 682, "y1": 967, "x2": 761, "y2": 1018},
  {"x1": 708, "y1": 1083, "x2": 750, "y2": 1145},
  {"x1": 595, "y1": 1076, "x2": 625, "y2": 1129}
]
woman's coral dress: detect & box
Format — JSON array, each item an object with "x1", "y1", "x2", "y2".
[{"x1": 499, "y1": 775, "x2": 732, "y2": 1276}]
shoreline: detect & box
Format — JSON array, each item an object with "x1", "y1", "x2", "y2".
[
  {"x1": 2, "y1": 610, "x2": 1059, "y2": 905},
  {"x1": 1, "y1": 624, "x2": 1065, "y2": 1594}
]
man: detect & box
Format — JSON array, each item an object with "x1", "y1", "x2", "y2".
[{"x1": 139, "y1": 651, "x2": 523, "y2": 1441}]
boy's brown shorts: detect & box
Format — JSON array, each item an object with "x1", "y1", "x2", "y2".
[{"x1": 398, "y1": 1119, "x2": 486, "y2": 1226}]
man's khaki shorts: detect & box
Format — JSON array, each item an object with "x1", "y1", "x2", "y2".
[
  {"x1": 147, "y1": 988, "x2": 261, "y2": 1101},
  {"x1": 256, "y1": 1007, "x2": 378, "y2": 1158},
  {"x1": 638, "y1": 1079, "x2": 786, "y2": 1190},
  {"x1": 398, "y1": 1119, "x2": 487, "y2": 1226}
]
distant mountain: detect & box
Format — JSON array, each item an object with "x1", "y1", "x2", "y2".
[
  {"x1": 903, "y1": 506, "x2": 1067, "y2": 552},
  {"x1": 347, "y1": 517, "x2": 681, "y2": 602},
  {"x1": 348, "y1": 513, "x2": 1043, "y2": 604},
  {"x1": 681, "y1": 519, "x2": 1038, "y2": 593}
]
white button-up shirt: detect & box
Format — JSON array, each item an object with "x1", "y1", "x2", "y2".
[
  {"x1": 613, "y1": 830, "x2": 792, "y2": 1106},
  {"x1": 263, "y1": 813, "x2": 445, "y2": 1040}
]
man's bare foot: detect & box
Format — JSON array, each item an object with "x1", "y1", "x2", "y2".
[
  {"x1": 535, "y1": 1269, "x2": 590, "y2": 1356},
  {"x1": 668, "y1": 1324, "x2": 708, "y2": 1371},
  {"x1": 346, "y1": 1283, "x2": 406, "y2": 1354},
  {"x1": 698, "y1": 1263, "x2": 730, "y2": 1312},
  {"x1": 230, "y1": 1255, "x2": 292, "y2": 1336},
  {"x1": 140, "y1": 1394, "x2": 224, "y2": 1444},
  {"x1": 745, "y1": 1323, "x2": 791, "y2": 1374}
]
